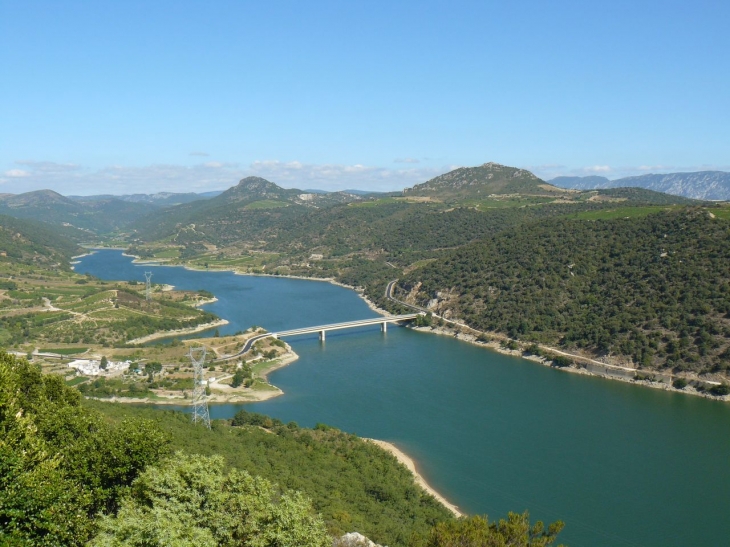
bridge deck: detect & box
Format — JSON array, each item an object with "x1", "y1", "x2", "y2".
[{"x1": 274, "y1": 314, "x2": 419, "y2": 338}]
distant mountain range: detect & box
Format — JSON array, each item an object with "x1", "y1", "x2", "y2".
[
  {"x1": 69, "y1": 191, "x2": 222, "y2": 207},
  {"x1": 549, "y1": 171, "x2": 730, "y2": 200},
  {"x1": 0, "y1": 190, "x2": 158, "y2": 237},
  {"x1": 0, "y1": 164, "x2": 708, "y2": 240}
]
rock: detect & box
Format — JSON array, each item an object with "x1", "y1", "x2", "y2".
[{"x1": 333, "y1": 531, "x2": 385, "y2": 547}]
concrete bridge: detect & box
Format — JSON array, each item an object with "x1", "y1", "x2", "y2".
[
  {"x1": 273, "y1": 314, "x2": 420, "y2": 341},
  {"x1": 213, "y1": 313, "x2": 420, "y2": 361}
]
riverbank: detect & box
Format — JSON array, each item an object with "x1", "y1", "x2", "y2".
[
  {"x1": 410, "y1": 323, "x2": 730, "y2": 402},
  {"x1": 367, "y1": 439, "x2": 463, "y2": 518}
]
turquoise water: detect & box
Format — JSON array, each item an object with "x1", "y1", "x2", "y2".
[{"x1": 76, "y1": 250, "x2": 730, "y2": 547}]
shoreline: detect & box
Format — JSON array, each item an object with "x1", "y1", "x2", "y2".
[
  {"x1": 367, "y1": 439, "x2": 463, "y2": 518},
  {"x1": 409, "y1": 324, "x2": 729, "y2": 402}
]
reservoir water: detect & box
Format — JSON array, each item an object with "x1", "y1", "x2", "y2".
[{"x1": 76, "y1": 250, "x2": 730, "y2": 547}]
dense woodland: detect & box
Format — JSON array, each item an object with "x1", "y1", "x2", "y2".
[{"x1": 397, "y1": 209, "x2": 730, "y2": 374}]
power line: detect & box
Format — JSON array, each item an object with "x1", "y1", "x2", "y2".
[
  {"x1": 189, "y1": 346, "x2": 211, "y2": 429},
  {"x1": 144, "y1": 271, "x2": 153, "y2": 301}
]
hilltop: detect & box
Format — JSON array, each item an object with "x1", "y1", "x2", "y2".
[{"x1": 404, "y1": 162, "x2": 569, "y2": 198}]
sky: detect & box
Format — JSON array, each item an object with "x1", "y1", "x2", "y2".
[{"x1": 1, "y1": 1, "x2": 729, "y2": 195}]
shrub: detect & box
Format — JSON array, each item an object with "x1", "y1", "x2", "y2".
[
  {"x1": 551, "y1": 356, "x2": 572, "y2": 368},
  {"x1": 672, "y1": 378, "x2": 688, "y2": 390}
]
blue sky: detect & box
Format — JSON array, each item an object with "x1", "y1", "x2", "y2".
[{"x1": 1, "y1": 1, "x2": 728, "y2": 195}]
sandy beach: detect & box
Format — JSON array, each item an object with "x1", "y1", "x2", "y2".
[{"x1": 367, "y1": 439, "x2": 463, "y2": 518}]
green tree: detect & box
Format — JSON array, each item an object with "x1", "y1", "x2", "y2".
[
  {"x1": 90, "y1": 452, "x2": 331, "y2": 547},
  {"x1": 0, "y1": 352, "x2": 169, "y2": 545},
  {"x1": 143, "y1": 361, "x2": 162, "y2": 376},
  {"x1": 100, "y1": 356, "x2": 108, "y2": 370},
  {"x1": 231, "y1": 364, "x2": 252, "y2": 389},
  {"x1": 423, "y1": 512, "x2": 564, "y2": 547}
]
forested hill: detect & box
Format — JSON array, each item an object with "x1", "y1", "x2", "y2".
[
  {"x1": 403, "y1": 162, "x2": 568, "y2": 198},
  {"x1": 131, "y1": 176, "x2": 364, "y2": 242},
  {"x1": 396, "y1": 209, "x2": 730, "y2": 375},
  {"x1": 0, "y1": 214, "x2": 81, "y2": 268},
  {"x1": 0, "y1": 190, "x2": 158, "y2": 237}
]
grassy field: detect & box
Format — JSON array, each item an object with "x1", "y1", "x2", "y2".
[
  {"x1": 153, "y1": 248, "x2": 181, "y2": 259},
  {"x1": 709, "y1": 205, "x2": 730, "y2": 220},
  {"x1": 65, "y1": 375, "x2": 89, "y2": 386},
  {"x1": 40, "y1": 347, "x2": 89, "y2": 355},
  {"x1": 464, "y1": 196, "x2": 555, "y2": 210},
  {"x1": 244, "y1": 199, "x2": 289, "y2": 210},
  {"x1": 348, "y1": 197, "x2": 401, "y2": 208},
  {"x1": 188, "y1": 252, "x2": 279, "y2": 270},
  {"x1": 570, "y1": 205, "x2": 679, "y2": 220}
]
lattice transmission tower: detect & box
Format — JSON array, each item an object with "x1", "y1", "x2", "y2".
[
  {"x1": 144, "y1": 272, "x2": 153, "y2": 301},
  {"x1": 189, "y1": 346, "x2": 211, "y2": 429}
]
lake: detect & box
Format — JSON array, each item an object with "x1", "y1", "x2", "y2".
[{"x1": 75, "y1": 250, "x2": 730, "y2": 547}]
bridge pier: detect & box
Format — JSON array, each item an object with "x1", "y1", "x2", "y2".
[
  {"x1": 381, "y1": 322, "x2": 387, "y2": 333},
  {"x1": 319, "y1": 330, "x2": 326, "y2": 342}
]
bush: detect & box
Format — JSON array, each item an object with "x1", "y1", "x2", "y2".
[
  {"x1": 525, "y1": 343, "x2": 542, "y2": 356},
  {"x1": 230, "y1": 409, "x2": 283, "y2": 429},
  {"x1": 90, "y1": 453, "x2": 330, "y2": 547},
  {"x1": 709, "y1": 384, "x2": 730, "y2": 396},
  {"x1": 672, "y1": 378, "x2": 688, "y2": 390},
  {"x1": 551, "y1": 356, "x2": 572, "y2": 368}
]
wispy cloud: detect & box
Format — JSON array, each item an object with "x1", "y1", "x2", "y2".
[
  {"x1": 0, "y1": 159, "x2": 454, "y2": 195},
  {"x1": 394, "y1": 158, "x2": 420, "y2": 164},
  {"x1": 585, "y1": 165, "x2": 612, "y2": 173},
  {"x1": 2, "y1": 169, "x2": 29, "y2": 178}
]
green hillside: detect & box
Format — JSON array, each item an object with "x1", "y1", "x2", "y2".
[
  {"x1": 0, "y1": 190, "x2": 158, "y2": 236},
  {"x1": 88, "y1": 402, "x2": 454, "y2": 546},
  {"x1": 396, "y1": 208, "x2": 730, "y2": 375},
  {"x1": 131, "y1": 177, "x2": 363, "y2": 243},
  {"x1": 0, "y1": 214, "x2": 81, "y2": 268}
]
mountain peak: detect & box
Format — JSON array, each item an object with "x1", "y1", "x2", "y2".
[
  {"x1": 236, "y1": 176, "x2": 280, "y2": 189},
  {"x1": 217, "y1": 177, "x2": 291, "y2": 203},
  {"x1": 404, "y1": 162, "x2": 553, "y2": 198},
  {"x1": 1, "y1": 189, "x2": 76, "y2": 208}
]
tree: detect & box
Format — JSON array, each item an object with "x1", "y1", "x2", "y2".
[
  {"x1": 0, "y1": 352, "x2": 169, "y2": 545},
  {"x1": 90, "y1": 453, "x2": 331, "y2": 547},
  {"x1": 424, "y1": 512, "x2": 565, "y2": 547},
  {"x1": 231, "y1": 365, "x2": 252, "y2": 389},
  {"x1": 100, "y1": 356, "x2": 108, "y2": 370},
  {"x1": 144, "y1": 361, "x2": 162, "y2": 376}
]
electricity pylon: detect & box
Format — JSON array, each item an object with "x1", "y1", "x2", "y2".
[
  {"x1": 144, "y1": 272, "x2": 153, "y2": 301},
  {"x1": 189, "y1": 346, "x2": 211, "y2": 429}
]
